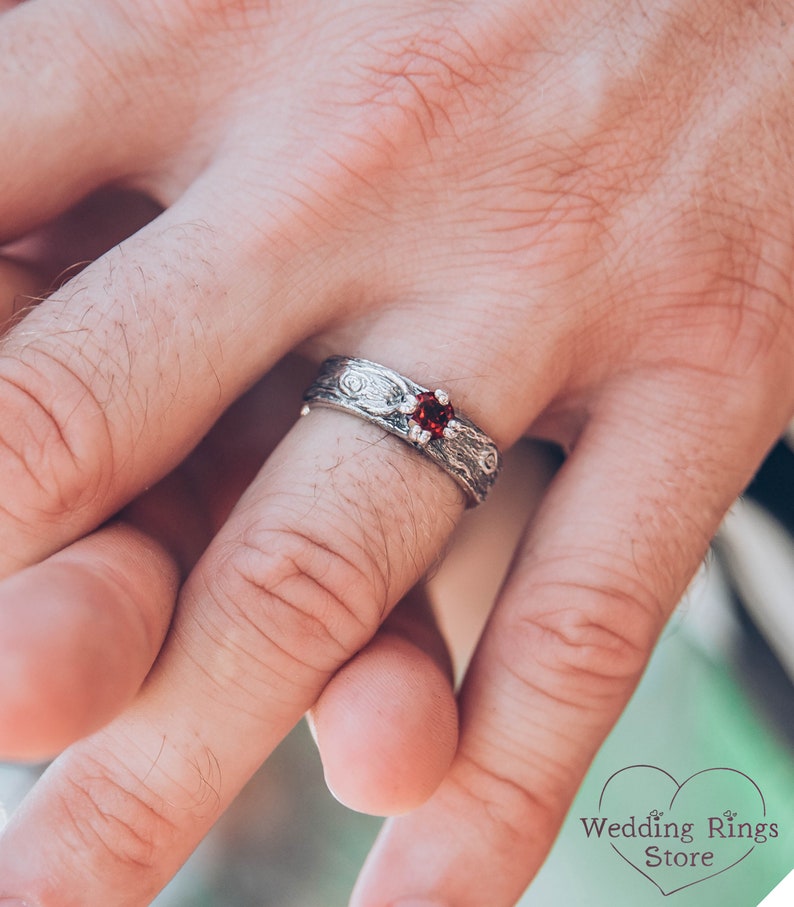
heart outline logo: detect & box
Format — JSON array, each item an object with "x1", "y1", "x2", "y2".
[{"x1": 595, "y1": 765, "x2": 768, "y2": 896}]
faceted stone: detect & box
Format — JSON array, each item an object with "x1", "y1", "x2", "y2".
[{"x1": 411, "y1": 391, "x2": 455, "y2": 439}]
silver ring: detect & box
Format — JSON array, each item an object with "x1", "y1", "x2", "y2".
[{"x1": 301, "y1": 356, "x2": 503, "y2": 506}]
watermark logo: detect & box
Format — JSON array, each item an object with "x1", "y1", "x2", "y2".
[{"x1": 579, "y1": 765, "x2": 780, "y2": 896}]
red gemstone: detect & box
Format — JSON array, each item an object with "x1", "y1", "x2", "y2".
[{"x1": 412, "y1": 392, "x2": 455, "y2": 439}]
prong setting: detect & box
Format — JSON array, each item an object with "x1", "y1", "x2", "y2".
[
  {"x1": 408, "y1": 422, "x2": 432, "y2": 446},
  {"x1": 303, "y1": 357, "x2": 503, "y2": 505},
  {"x1": 398, "y1": 394, "x2": 419, "y2": 415},
  {"x1": 443, "y1": 418, "x2": 461, "y2": 440}
]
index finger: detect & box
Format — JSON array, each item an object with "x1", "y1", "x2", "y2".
[{"x1": 0, "y1": 178, "x2": 331, "y2": 576}]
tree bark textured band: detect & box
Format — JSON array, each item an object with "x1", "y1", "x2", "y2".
[{"x1": 302, "y1": 356, "x2": 503, "y2": 506}]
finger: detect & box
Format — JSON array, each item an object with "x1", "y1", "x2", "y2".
[
  {"x1": 0, "y1": 181, "x2": 334, "y2": 576},
  {"x1": 350, "y1": 367, "x2": 787, "y2": 907},
  {"x1": 0, "y1": 395, "x2": 477, "y2": 904},
  {"x1": 0, "y1": 521, "x2": 180, "y2": 761},
  {"x1": 0, "y1": 0, "x2": 175, "y2": 238},
  {"x1": 0, "y1": 258, "x2": 182, "y2": 759},
  {"x1": 308, "y1": 585, "x2": 458, "y2": 817}
]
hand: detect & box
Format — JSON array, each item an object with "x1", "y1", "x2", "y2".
[{"x1": 0, "y1": 1, "x2": 792, "y2": 905}]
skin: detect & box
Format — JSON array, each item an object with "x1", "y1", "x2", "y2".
[{"x1": 0, "y1": 0, "x2": 792, "y2": 905}]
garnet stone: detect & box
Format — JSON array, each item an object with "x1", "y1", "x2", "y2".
[{"x1": 412, "y1": 391, "x2": 455, "y2": 439}]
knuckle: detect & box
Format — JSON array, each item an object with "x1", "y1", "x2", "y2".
[
  {"x1": 503, "y1": 575, "x2": 662, "y2": 705},
  {"x1": 450, "y1": 750, "x2": 558, "y2": 847},
  {"x1": 204, "y1": 524, "x2": 388, "y2": 686},
  {"x1": 54, "y1": 757, "x2": 176, "y2": 873},
  {"x1": 706, "y1": 219, "x2": 794, "y2": 378},
  {"x1": 354, "y1": 14, "x2": 513, "y2": 149},
  {"x1": 0, "y1": 351, "x2": 113, "y2": 523},
  {"x1": 366, "y1": 36, "x2": 467, "y2": 137},
  {"x1": 663, "y1": 178, "x2": 794, "y2": 384}
]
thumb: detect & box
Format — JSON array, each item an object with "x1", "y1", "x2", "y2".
[{"x1": 308, "y1": 585, "x2": 457, "y2": 817}]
